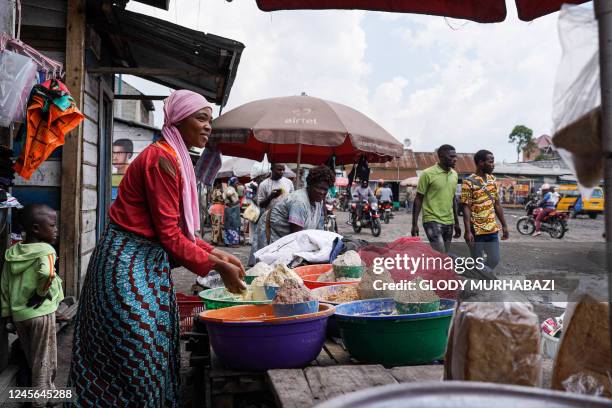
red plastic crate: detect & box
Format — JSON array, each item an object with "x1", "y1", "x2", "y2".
[{"x1": 176, "y1": 293, "x2": 205, "y2": 337}]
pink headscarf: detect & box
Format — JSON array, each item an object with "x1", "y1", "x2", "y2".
[{"x1": 162, "y1": 90, "x2": 212, "y2": 241}]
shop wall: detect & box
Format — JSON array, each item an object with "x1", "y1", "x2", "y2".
[
  {"x1": 111, "y1": 119, "x2": 159, "y2": 200},
  {"x1": 79, "y1": 73, "x2": 100, "y2": 290}
]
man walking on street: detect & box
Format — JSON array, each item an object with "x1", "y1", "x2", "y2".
[
  {"x1": 411, "y1": 145, "x2": 461, "y2": 253},
  {"x1": 257, "y1": 163, "x2": 294, "y2": 211},
  {"x1": 461, "y1": 150, "x2": 509, "y2": 269},
  {"x1": 249, "y1": 163, "x2": 294, "y2": 265}
]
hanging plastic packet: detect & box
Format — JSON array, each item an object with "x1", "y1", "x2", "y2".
[
  {"x1": 551, "y1": 5, "x2": 601, "y2": 195},
  {"x1": 0, "y1": 50, "x2": 37, "y2": 127}
]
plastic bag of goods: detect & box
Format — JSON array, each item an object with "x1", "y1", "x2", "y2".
[
  {"x1": 551, "y1": 6, "x2": 602, "y2": 190},
  {"x1": 444, "y1": 301, "x2": 542, "y2": 387},
  {"x1": 552, "y1": 294, "x2": 611, "y2": 397},
  {"x1": 358, "y1": 237, "x2": 461, "y2": 300},
  {"x1": 0, "y1": 50, "x2": 37, "y2": 127},
  {"x1": 357, "y1": 267, "x2": 394, "y2": 300}
]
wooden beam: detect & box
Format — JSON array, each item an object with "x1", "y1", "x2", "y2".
[
  {"x1": 114, "y1": 94, "x2": 168, "y2": 101},
  {"x1": 88, "y1": 67, "x2": 205, "y2": 77},
  {"x1": 0, "y1": 0, "x2": 15, "y2": 375},
  {"x1": 60, "y1": 0, "x2": 86, "y2": 298}
]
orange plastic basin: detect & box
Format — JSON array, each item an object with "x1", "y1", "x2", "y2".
[
  {"x1": 294, "y1": 264, "x2": 360, "y2": 289},
  {"x1": 198, "y1": 303, "x2": 334, "y2": 324}
]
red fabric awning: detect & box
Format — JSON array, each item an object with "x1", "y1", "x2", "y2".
[
  {"x1": 515, "y1": 0, "x2": 589, "y2": 21},
  {"x1": 255, "y1": 0, "x2": 591, "y2": 22},
  {"x1": 256, "y1": 0, "x2": 507, "y2": 23}
]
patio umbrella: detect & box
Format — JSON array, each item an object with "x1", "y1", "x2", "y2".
[
  {"x1": 217, "y1": 157, "x2": 257, "y2": 179},
  {"x1": 255, "y1": 0, "x2": 589, "y2": 23},
  {"x1": 400, "y1": 176, "x2": 419, "y2": 187},
  {"x1": 209, "y1": 94, "x2": 403, "y2": 166}
]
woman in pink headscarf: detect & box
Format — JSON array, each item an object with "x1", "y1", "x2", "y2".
[{"x1": 69, "y1": 90, "x2": 245, "y2": 407}]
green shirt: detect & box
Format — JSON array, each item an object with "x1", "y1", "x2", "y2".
[{"x1": 417, "y1": 164, "x2": 458, "y2": 225}]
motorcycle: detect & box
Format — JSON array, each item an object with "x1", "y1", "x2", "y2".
[
  {"x1": 324, "y1": 198, "x2": 338, "y2": 233},
  {"x1": 517, "y1": 200, "x2": 569, "y2": 239},
  {"x1": 352, "y1": 200, "x2": 381, "y2": 237},
  {"x1": 380, "y1": 201, "x2": 393, "y2": 224}
]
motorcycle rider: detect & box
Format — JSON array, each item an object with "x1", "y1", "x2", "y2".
[
  {"x1": 378, "y1": 182, "x2": 394, "y2": 216},
  {"x1": 534, "y1": 183, "x2": 556, "y2": 236},
  {"x1": 354, "y1": 179, "x2": 377, "y2": 225}
]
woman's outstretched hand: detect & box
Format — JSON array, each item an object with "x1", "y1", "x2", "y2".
[
  {"x1": 212, "y1": 248, "x2": 246, "y2": 277},
  {"x1": 214, "y1": 260, "x2": 247, "y2": 294}
]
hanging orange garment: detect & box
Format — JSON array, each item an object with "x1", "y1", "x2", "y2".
[{"x1": 14, "y1": 92, "x2": 84, "y2": 180}]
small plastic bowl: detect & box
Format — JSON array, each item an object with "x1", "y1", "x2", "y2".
[
  {"x1": 395, "y1": 299, "x2": 440, "y2": 314},
  {"x1": 273, "y1": 300, "x2": 320, "y2": 317},
  {"x1": 244, "y1": 276, "x2": 257, "y2": 285},
  {"x1": 333, "y1": 265, "x2": 365, "y2": 279},
  {"x1": 264, "y1": 285, "x2": 280, "y2": 300}
]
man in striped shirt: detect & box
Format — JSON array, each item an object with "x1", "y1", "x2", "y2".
[{"x1": 460, "y1": 150, "x2": 509, "y2": 270}]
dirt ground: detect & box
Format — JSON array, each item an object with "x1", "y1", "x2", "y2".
[{"x1": 24, "y1": 207, "x2": 605, "y2": 407}]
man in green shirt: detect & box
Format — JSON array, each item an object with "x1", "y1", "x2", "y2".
[{"x1": 411, "y1": 144, "x2": 461, "y2": 253}]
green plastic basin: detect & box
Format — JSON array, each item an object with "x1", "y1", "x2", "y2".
[
  {"x1": 334, "y1": 298, "x2": 455, "y2": 366},
  {"x1": 199, "y1": 287, "x2": 272, "y2": 310},
  {"x1": 333, "y1": 264, "x2": 365, "y2": 279},
  {"x1": 395, "y1": 299, "x2": 440, "y2": 314}
]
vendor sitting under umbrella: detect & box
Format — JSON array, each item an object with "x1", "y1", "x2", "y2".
[{"x1": 256, "y1": 165, "x2": 335, "y2": 248}]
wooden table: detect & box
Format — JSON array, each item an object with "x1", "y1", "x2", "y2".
[
  {"x1": 267, "y1": 340, "x2": 443, "y2": 407},
  {"x1": 195, "y1": 337, "x2": 443, "y2": 408}
]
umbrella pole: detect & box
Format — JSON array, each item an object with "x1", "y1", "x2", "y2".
[
  {"x1": 595, "y1": 0, "x2": 612, "y2": 363},
  {"x1": 296, "y1": 143, "x2": 302, "y2": 189}
]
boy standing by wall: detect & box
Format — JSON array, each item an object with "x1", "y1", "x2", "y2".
[{"x1": 1, "y1": 204, "x2": 62, "y2": 407}]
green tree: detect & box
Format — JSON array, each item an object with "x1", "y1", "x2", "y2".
[{"x1": 508, "y1": 125, "x2": 534, "y2": 162}]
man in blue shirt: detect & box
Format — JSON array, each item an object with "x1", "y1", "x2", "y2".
[{"x1": 534, "y1": 183, "x2": 556, "y2": 236}]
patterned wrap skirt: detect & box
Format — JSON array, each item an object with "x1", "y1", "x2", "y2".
[{"x1": 68, "y1": 223, "x2": 180, "y2": 407}]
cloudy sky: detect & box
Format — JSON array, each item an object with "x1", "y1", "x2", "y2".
[{"x1": 125, "y1": 1, "x2": 583, "y2": 162}]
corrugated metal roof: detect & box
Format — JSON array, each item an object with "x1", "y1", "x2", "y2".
[
  {"x1": 92, "y1": 8, "x2": 244, "y2": 106},
  {"x1": 369, "y1": 149, "x2": 417, "y2": 170},
  {"x1": 493, "y1": 162, "x2": 572, "y2": 176},
  {"x1": 414, "y1": 152, "x2": 475, "y2": 174}
]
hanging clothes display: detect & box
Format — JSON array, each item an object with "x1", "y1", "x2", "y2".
[
  {"x1": 346, "y1": 155, "x2": 371, "y2": 187},
  {"x1": 195, "y1": 146, "x2": 223, "y2": 187},
  {"x1": 14, "y1": 79, "x2": 83, "y2": 180}
]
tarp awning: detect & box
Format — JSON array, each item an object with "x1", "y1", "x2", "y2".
[{"x1": 91, "y1": 7, "x2": 245, "y2": 106}]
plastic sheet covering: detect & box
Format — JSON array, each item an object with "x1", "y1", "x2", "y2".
[
  {"x1": 0, "y1": 50, "x2": 37, "y2": 127},
  {"x1": 358, "y1": 237, "x2": 461, "y2": 300},
  {"x1": 551, "y1": 5, "x2": 601, "y2": 193},
  {"x1": 444, "y1": 301, "x2": 542, "y2": 387},
  {"x1": 552, "y1": 282, "x2": 611, "y2": 397}
]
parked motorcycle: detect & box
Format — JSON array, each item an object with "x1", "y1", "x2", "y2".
[
  {"x1": 517, "y1": 199, "x2": 569, "y2": 239},
  {"x1": 324, "y1": 198, "x2": 338, "y2": 233},
  {"x1": 380, "y1": 201, "x2": 393, "y2": 224},
  {"x1": 352, "y1": 200, "x2": 381, "y2": 237}
]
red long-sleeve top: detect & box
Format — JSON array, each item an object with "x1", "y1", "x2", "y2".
[{"x1": 109, "y1": 141, "x2": 216, "y2": 276}]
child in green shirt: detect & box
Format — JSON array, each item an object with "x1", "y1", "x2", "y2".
[{"x1": 1, "y1": 204, "x2": 62, "y2": 406}]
